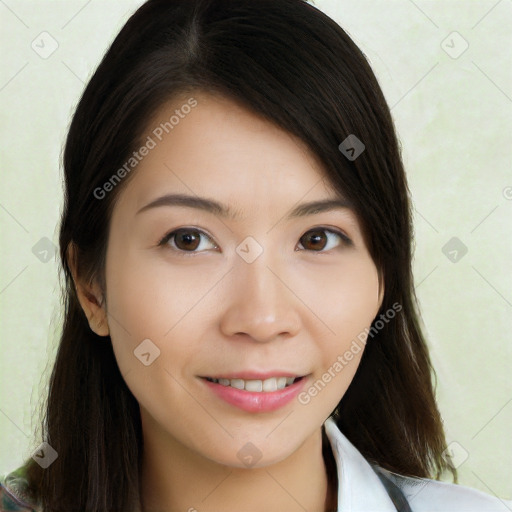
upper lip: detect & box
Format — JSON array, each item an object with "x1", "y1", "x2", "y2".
[{"x1": 200, "y1": 371, "x2": 307, "y2": 380}]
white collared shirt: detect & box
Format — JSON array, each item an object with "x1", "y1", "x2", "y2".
[{"x1": 323, "y1": 417, "x2": 512, "y2": 511}]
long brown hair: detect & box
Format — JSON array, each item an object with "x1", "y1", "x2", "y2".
[{"x1": 22, "y1": 0, "x2": 456, "y2": 510}]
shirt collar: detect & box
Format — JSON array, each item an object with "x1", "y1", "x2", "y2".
[{"x1": 323, "y1": 417, "x2": 398, "y2": 511}]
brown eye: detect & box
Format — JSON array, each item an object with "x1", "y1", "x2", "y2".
[
  {"x1": 300, "y1": 229, "x2": 328, "y2": 251},
  {"x1": 173, "y1": 229, "x2": 201, "y2": 251},
  {"x1": 297, "y1": 228, "x2": 351, "y2": 252},
  {"x1": 159, "y1": 228, "x2": 217, "y2": 254}
]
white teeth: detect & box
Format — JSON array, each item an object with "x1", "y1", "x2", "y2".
[
  {"x1": 245, "y1": 380, "x2": 263, "y2": 392},
  {"x1": 262, "y1": 377, "x2": 277, "y2": 392},
  {"x1": 208, "y1": 376, "x2": 298, "y2": 392},
  {"x1": 230, "y1": 379, "x2": 245, "y2": 390},
  {"x1": 276, "y1": 377, "x2": 287, "y2": 389}
]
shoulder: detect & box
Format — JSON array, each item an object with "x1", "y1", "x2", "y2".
[
  {"x1": 380, "y1": 467, "x2": 512, "y2": 512},
  {"x1": 0, "y1": 466, "x2": 40, "y2": 512}
]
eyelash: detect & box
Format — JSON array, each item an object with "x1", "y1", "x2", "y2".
[{"x1": 157, "y1": 226, "x2": 352, "y2": 257}]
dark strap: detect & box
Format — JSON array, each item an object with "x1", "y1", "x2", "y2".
[{"x1": 372, "y1": 466, "x2": 413, "y2": 512}]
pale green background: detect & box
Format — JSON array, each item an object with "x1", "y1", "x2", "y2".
[{"x1": 1, "y1": 0, "x2": 511, "y2": 502}]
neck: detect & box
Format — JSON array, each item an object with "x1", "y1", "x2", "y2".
[{"x1": 139, "y1": 421, "x2": 336, "y2": 512}]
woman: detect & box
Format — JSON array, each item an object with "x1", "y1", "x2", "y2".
[{"x1": 1, "y1": 0, "x2": 509, "y2": 510}]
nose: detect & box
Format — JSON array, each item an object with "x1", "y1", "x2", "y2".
[{"x1": 219, "y1": 252, "x2": 301, "y2": 343}]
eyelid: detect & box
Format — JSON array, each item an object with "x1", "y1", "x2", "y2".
[{"x1": 318, "y1": 226, "x2": 352, "y2": 245}]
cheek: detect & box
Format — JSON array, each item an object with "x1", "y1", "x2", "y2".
[
  {"x1": 331, "y1": 261, "x2": 380, "y2": 346},
  {"x1": 329, "y1": 266, "x2": 381, "y2": 337},
  {"x1": 104, "y1": 245, "x2": 211, "y2": 339},
  {"x1": 302, "y1": 255, "x2": 380, "y2": 403},
  {"x1": 103, "y1": 242, "x2": 223, "y2": 386},
  {"x1": 296, "y1": 252, "x2": 381, "y2": 341},
  {"x1": 102, "y1": 246, "x2": 203, "y2": 421},
  {"x1": 102, "y1": 243, "x2": 186, "y2": 375}
]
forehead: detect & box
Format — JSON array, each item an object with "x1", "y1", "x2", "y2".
[{"x1": 118, "y1": 91, "x2": 347, "y2": 218}]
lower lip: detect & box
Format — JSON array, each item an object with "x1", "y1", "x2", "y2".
[{"x1": 200, "y1": 376, "x2": 308, "y2": 413}]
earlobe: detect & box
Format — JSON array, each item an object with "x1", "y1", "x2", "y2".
[
  {"x1": 378, "y1": 282, "x2": 385, "y2": 310},
  {"x1": 78, "y1": 284, "x2": 110, "y2": 337},
  {"x1": 66, "y1": 243, "x2": 110, "y2": 337},
  {"x1": 376, "y1": 271, "x2": 385, "y2": 315}
]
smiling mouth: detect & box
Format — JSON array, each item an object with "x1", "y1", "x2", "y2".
[{"x1": 202, "y1": 376, "x2": 304, "y2": 392}]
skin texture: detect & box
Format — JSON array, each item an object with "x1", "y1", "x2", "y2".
[{"x1": 71, "y1": 91, "x2": 383, "y2": 512}]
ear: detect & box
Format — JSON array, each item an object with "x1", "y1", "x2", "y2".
[
  {"x1": 377, "y1": 270, "x2": 385, "y2": 312},
  {"x1": 67, "y1": 242, "x2": 110, "y2": 337},
  {"x1": 378, "y1": 277, "x2": 385, "y2": 308}
]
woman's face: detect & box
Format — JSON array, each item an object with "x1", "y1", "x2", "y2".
[{"x1": 103, "y1": 91, "x2": 382, "y2": 467}]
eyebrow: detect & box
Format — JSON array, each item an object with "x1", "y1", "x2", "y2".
[{"x1": 136, "y1": 193, "x2": 352, "y2": 221}]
